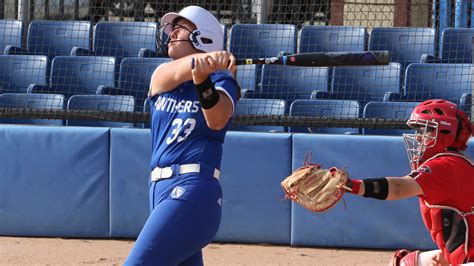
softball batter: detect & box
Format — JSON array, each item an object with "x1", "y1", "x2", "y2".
[{"x1": 125, "y1": 6, "x2": 239, "y2": 265}]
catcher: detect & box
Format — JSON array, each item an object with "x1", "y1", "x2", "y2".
[{"x1": 282, "y1": 99, "x2": 474, "y2": 265}]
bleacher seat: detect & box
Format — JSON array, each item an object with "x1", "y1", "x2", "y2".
[
  {"x1": 369, "y1": 27, "x2": 435, "y2": 69},
  {"x1": 422, "y1": 28, "x2": 474, "y2": 63},
  {"x1": 0, "y1": 20, "x2": 23, "y2": 53},
  {"x1": 0, "y1": 93, "x2": 64, "y2": 125},
  {"x1": 0, "y1": 55, "x2": 48, "y2": 93},
  {"x1": 28, "y1": 56, "x2": 116, "y2": 99},
  {"x1": 5, "y1": 21, "x2": 91, "y2": 59},
  {"x1": 385, "y1": 63, "x2": 472, "y2": 112},
  {"x1": 245, "y1": 65, "x2": 330, "y2": 103},
  {"x1": 71, "y1": 21, "x2": 157, "y2": 64},
  {"x1": 289, "y1": 99, "x2": 360, "y2": 134},
  {"x1": 229, "y1": 24, "x2": 297, "y2": 87},
  {"x1": 235, "y1": 65, "x2": 257, "y2": 92},
  {"x1": 229, "y1": 24, "x2": 297, "y2": 59},
  {"x1": 363, "y1": 101, "x2": 419, "y2": 135},
  {"x1": 299, "y1": 26, "x2": 367, "y2": 53},
  {"x1": 67, "y1": 95, "x2": 135, "y2": 127},
  {"x1": 97, "y1": 57, "x2": 170, "y2": 112},
  {"x1": 312, "y1": 63, "x2": 402, "y2": 110},
  {"x1": 230, "y1": 98, "x2": 286, "y2": 132}
]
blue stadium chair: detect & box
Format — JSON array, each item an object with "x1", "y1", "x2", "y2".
[
  {"x1": 312, "y1": 63, "x2": 402, "y2": 110},
  {"x1": 369, "y1": 27, "x2": 435, "y2": 69},
  {"x1": 244, "y1": 65, "x2": 330, "y2": 104},
  {"x1": 0, "y1": 20, "x2": 23, "y2": 53},
  {"x1": 235, "y1": 64, "x2": 257, "y2": 93},
  {"x1": 230, "y1": 98, "x2": 287, "y2": 132},
  {"x1": 67, "y1": 95, "x2": 135, "y2": 127},
  {"x1": 299, "y1": 26, "x2": 367, "y2": 53},
  {"x1": 289, "y1": 99, "x2": 360, "y2": 134},
  {"x1": 422, "y1": 28, "x2": 474, "y2": 63},
  {"x1": 229, "y1": 24, "x2": 297, "y2": 59},
  {"x1": 28, "y1": 56, "x2": 116, "y2": 99},
  {"x1": 0, "y1": 93, "x2": 64, "y2": 125},
  {"x1": 5, "y1": 21, "x2": 91, "y2": 59},
  {"x1": 97, "y1": 57, "x2": 170, "y2": 112},
  {"x1": 0, "y1": 55, "x2": 48, "y2": 93},
  {"x1": 71, "y1": 21, "x2": 157, "y2": 64},
  {"x1": 385, "y1": 63, "x2": 472, "y2": 113},
  {"x1": 363, "y1": 101, "x2": 419, "y2": 135}
]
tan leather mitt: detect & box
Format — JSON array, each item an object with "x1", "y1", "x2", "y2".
[{"x1": 281, "y1": 164, "x2": 349, "y2": 212}]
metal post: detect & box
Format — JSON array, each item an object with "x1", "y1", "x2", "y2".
[
  {"x1": 454, "y1": 0, "x2": 468, "y2": 28},
  {"x1": 18, "y1": 0, "x2": 29, "y2": 24},
  {"x1": 256, "y1": 0, "x2": 269, "y2": 24}
]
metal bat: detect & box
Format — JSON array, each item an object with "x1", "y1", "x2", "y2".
[{"x1": 235, "y1": 51, "x2": 390, "y2": 67}]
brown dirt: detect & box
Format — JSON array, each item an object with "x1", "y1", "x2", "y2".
[{"x1": 0, "y1": 236, "x2": 395, "y2": 265}]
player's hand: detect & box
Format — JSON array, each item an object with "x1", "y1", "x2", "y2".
[{"x1": 191, "y1": 51, "x2": 236, "y2": 84}]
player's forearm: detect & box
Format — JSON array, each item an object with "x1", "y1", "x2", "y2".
[
  {"x1": 348, "y1": 176, "x2": 423, "y2": 200},
  {"x1": 202, "y1": 91, "x2": 233, "y2": 131}
]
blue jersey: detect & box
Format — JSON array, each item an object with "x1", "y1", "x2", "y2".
[{"x1": 149, "y1": 71, "x2": 238, "y2": 171}]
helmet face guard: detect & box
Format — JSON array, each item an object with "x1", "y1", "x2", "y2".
[
  {"x1": 156, "y1": 22, "x2": 195, "y2": 56},
  {"x1": 403, "y1": 118, "x2": 439, "y2": 170},
  {"x1": 403, "y1": 99, "x2": 468, "y2": 170}
]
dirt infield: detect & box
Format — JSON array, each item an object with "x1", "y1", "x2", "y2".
[{"x1": 0, "y1": 236, "x2": 395, "y2": 265}]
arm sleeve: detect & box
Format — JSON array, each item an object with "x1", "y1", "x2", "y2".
[
  {"x1": 210, "y1": 72, "x2": 239, "y2": 114},
  {"x1": 413, "y1": 158, "x2": 455, "y2": 204}
]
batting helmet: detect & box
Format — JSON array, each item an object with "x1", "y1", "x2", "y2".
[
  {"x1": 403, "y1": 99, "x2": 473, "y2": 169},
  {"x1": 160, "y1": 6, "x2": 224, "y2": 53}
]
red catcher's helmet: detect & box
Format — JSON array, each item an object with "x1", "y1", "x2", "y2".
[{"x1": 403, "y1": 99, "x2": 473, "y2": 170}]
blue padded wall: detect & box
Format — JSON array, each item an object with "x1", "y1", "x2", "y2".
[
  {"x1": 109, "y1": 128, "x2": 151, "y2": 238},
  {"x1": 291, "y1": 134, "x2": 437, "y2": 250},
  {"x1": 214, "y1": 132, "x2": 292, "y2": 244},
  {"x1": 0, "y1": 125, "x2": 109, "y2": 237}
]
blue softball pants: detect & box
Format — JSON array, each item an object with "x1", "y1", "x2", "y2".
[{"x1": 124, "y1": 167, "x2": 222, "y2": 266}]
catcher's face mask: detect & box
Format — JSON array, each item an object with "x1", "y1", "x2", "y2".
[{"x1": 403, "y1": 118, "x2": 438, "y2": 170}]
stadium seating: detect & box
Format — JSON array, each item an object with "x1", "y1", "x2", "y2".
[
  {"x1": 4, "y1": 20, "x2": 91, "y2": 59},
  {"x1": 66, "y1": 95, "x2": 135, "y2": 127},
  {"x1": 298, "y1": 26, "x2": 367, "y2": 53},
  {"x1": 235, "y1": 64, "x2": 258, "y2": 92},
  {"x1": 0, "y1": 93, "x2": 64, "y2": 125},
  {"x1": 385, "y1": 63, "x2": 472, "y2": 112},
  {"x1": 312, "y1": 63, "x2": 402, "y2": 109},
  {"x1": 0, "y1": 55, "x2": 48, "y2": 93},
  {"x1": 230, "y1": 98, "x2": 287, "y2": 132},
  {"x1": 422, "y1": 28, "x2": 474, "y2": 63},
  {"x1": 244, "y1": 65, "x2": 330, "y2": 103},
  {"x1": 28, "y1": 56, "x2": 116, "y2": 99},
  {"x1": 362, "y1": 101, "x2": 419, "y2": 135},
  {"x1": 288, "y1": 99, "x2": 360, "y2": 134},
  {"x1": 229, "y1": 24, "x2": 297, "y2": 59},
  {"x1": 369, "y1": 27, "x2": 435, "y2": 69},
  {"x1": 97, "y1": 57, "x2": 170, "y2": 112},
  {"x1": 0, "y1": 20, "x2": 23, "y2": 53},
  {"x1": 71, "y1": 21, "x2": 157, "y2": 64}
]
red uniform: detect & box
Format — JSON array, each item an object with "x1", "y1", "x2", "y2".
[{"x1": 412, "y1": 152, "x2": 474, "y2": 264}]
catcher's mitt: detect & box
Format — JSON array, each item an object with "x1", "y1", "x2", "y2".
[{"x1": 281, "y1": 160, "x2": 350, "y2": 212}]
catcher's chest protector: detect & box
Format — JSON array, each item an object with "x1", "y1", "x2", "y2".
[{"x1": 420, "y1": 199, "x2": 472, "y2": 264}]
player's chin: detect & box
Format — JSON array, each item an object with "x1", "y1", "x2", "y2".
[{"x1": 167, "y1": 47, "x2": 181, "y2": 60}]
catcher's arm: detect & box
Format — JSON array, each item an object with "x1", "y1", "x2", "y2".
[{"x1": 346, "y1": 175, "x2": 423, "y2": 200}]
